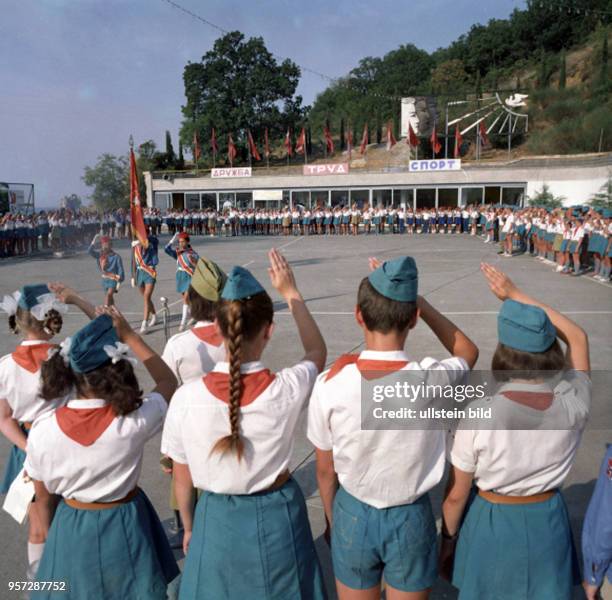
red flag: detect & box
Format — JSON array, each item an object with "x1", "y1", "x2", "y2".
[
  {"x1": 211, "y1": 127, "x2": 218, "y2": 155},
  {"x1": 264, "y1": 128, "x2": 270, "y2": 158},
  {"x1": 284, "y1": 128, "x2": 293, "y2": 157},
  {"x1": 386, "y1": 121, "x2": 397, "y2": 151},
  {"x1": 454, "y1": 125, "x2": 463, "y2": 158},
  {"x1": 129, "y1": 147, "x2": 148, "y2": 248},
  {"x1": 227, "y1": 134, "x2": 237, "y2": 164},
  {"x1": 407, "y1": 122, "x2": 420, "y2": 147},
  {"x1": 295, "y1": 127, "x2": 306, "y2": 155},
  {"x1": 247, "y1": 130, "x2": 261, "y2": 161},
  {"x1": 359, "y1": 123, "x2": 368, "y2": 154},
  {"x1": 478, "y1": 121, "x2": 490, "y2": 147},
  {"x1": 324, "y1": 125, "x2": 334, "y2": 154},
  {"x1": 430, "y1": 124, "x2": 442, "y2": 155},
  {"x1": 193, "y1": 131, "x2": 201, "y2": 162},
  {"x1": 346, "y1": 126, "x2": 353, "y2": 158}
]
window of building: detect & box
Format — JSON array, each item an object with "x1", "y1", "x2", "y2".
[
  {"x1": 502, "y1": 187, "x2": 524, "y2": 206},
  {"x1": 219, "y1": 192, "x2": 235, "y2": 209},
  {"x1": 310, "y1": 190, "x2": 329, "y2": 208},
  {"x1": 153, "y1": 192, "x2": 171, "y2": 209},
  {"x1": 438, "y1": 188, "x2": 459, "y2": 208},
  {"x1": 372, "y1": 189, "x2": 392, "y2": 207},
  {"x1": 484, "y1": 186, "x2": 501, "y2": 205},
  {"x1": 331, "y1": 190, "x2": 350, "y2": 207},
  {"x1": 461, "y1": 187, "x2": 484, "y2": 206},
  {"x1": 350, "y1": 189, "x2": 369, "y2": 208},
  {"x1": 236, "y1": 192, "x2": 252, "y2": 209},
  {"x1": 201, "y1": 193, "x2": 216, "y2": 209},
  {"x1": 185, "y1": 193, "x2": 200, "y2": 210},
  {"x1": 415, "y1": 188, "x2": 436, "y2": 209},
  {"x1": 292, "y1": 191, "x2": 310, "y2": 209}
]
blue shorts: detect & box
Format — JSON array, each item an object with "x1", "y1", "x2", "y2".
[{"x1": 331, "y1": 487, "x2": 437, "y2": 592}]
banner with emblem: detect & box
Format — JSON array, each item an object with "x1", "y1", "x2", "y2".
[{"x1": 129, "y1": 147, "x2": 148, "y2": 248}]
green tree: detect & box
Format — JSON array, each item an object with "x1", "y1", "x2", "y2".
[
  {"x1": 61, "y1": 194, "x2": 83, "y2": 211},
  {"x1": 82, "y1": 154, "x2": 129, "y2": 211},
  {"x1": 431, "y1": 59, "x2": 468, "y2": 95},
  {"x1": 165, "y1": 131, "x2": 176, "y2": 166},
  {"x1": 340, "y1": 118, "x2": 345, "y2": 151},
  {"x1": 589, "y1": 174, "x2": 612, "y2": 210},
  {"x1": 177, "y1": 140, "x2": 185, "y2": 170},
  {"x1": 181, "y1": 31, "x2": 303, "y2": 164},
  {"x1": 527, "y1": 183, "x2": 565, "y2": 209}
]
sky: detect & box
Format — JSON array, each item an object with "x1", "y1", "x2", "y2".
[{"x1": 1, "y1": 0, "x2": 523, "y2": 208}]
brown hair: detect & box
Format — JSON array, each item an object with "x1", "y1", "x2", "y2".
[
  {"x1": 491, "y1": 340, "x2": 565, "y2": 381},
  {"x1": 357, "y1": 278, "x2": 417, "y2": 334},
  {"x1": 9, "y1": 306, "x2": 63, "y2": 337},
  {"x1": 211, "y1": 291, "x2": 274, "y2": 460},
  {"x1": 41, "y1": 352, "x2": 143, "y2": 416},
  {"x1": 186, "y1": 285, "x2": 216, "y2": 322}
]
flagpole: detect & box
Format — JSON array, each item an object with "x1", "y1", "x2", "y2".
[{"x1": 128, "y1": 135, "x2": 136, "y2": 287}]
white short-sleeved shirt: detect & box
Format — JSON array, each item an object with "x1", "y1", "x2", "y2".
[
  {"x1": 161, "y1": 321, "x2": 226, "y2": 385},
  {"x1": 307, "y1": 349, "x2": 470, "y2": 509},
  {"x1": 161, "y1": 359, "x2": 318, "y2": 495},
  {"x1": 0, "y1": 341, "x2": 64, "y2": 423},
  {"x1": 449, "y1": 372, "x2": 591, "y2": 496},
  {"x1": 24, "y1": 393, "x2": 168, "y2": 502}
]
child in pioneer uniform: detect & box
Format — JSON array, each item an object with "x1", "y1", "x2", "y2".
[
  {"x1": 161, "y1": 250, "x2": 328, "y2": 600},
  {"x1": 308, "y1": 256, "x2": 478, "y2": 600},
  {"x1": 26, "y1": 309, "x2": 179, "y2": 599},
  {"x1": 132, "y1": 234, "x2": 159, "y2": 333},
  {"x1": 440, "y1": 263, "x2": 590, "y2": 600},
  {"x1": 89, "y1": 234, "x2": 125, "y2": 306},
  {"x1": 164, "y1": 232, "x2": 200, "y2": 331},
  {"x1": 0, "y1": 283, "x2": 95, "y2": 584}
]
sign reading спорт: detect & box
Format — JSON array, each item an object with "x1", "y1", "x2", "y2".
[{"x1": 408, "y1": 159, "x2": 461, "y2": 172}]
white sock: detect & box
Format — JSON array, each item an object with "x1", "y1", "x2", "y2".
[
  {"x1": 26, "y1": 542, "x2": 44, "y2": 581},
  {"x1": 181, "y1": 304, "x2": 189, "y2": 324}
]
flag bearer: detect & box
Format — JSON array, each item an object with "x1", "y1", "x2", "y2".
[{"x1": 89, "y1": 234, "x2": 124, "y2": 306}]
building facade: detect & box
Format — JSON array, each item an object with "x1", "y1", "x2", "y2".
[{"x1": 145, "y1": 153, "x2": 611, "y2": 211}]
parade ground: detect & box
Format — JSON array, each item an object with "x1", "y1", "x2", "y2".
[{"x1": 1, "y1": 233, "x2": 610, "y2": 599}]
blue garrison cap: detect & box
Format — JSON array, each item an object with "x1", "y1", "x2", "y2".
[
  {"x1": 368, "y1": 257, "x2": 418, "y2": 302},
  {"x1": 18, "y1": 284, "x2": 51, "y2": 310},
  {"x1": 603, "y1": 209, "x2": 612, "y2": 219},
  {"x1": 221, "y1": 266, "x2": 265, "y2": 301},
  {"x1": 69, "y1": 315, "x2": 119, "y2": 374},
  {"x1": 498, "y1": 299, "x2": 556, "y2": 353}
]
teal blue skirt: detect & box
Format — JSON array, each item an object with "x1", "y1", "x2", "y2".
[
  {"x1": 0, "y1": 444, "x2": 26, "y2": 494},
  {"x1": 136, "y1": 269, "x2": 156, "y2": 286},
  {"x1": 179, "y1": 478, "x2": 327, "y2": 600},
  {"x1": 1, "y1": 425, "x2": 28, "y2": 494},
  {"x1": 453, "y1": 492, "x2": 579, "y2": 600},
  {"x1": 102, "y1": 278, "x2": 118, "y2": 291},
  {"x1": 176, "y1": 270, "x2": 191, "y2": 293},
  {"x1": 33, "y1": 489, "x2": 179, "y2": 600}
]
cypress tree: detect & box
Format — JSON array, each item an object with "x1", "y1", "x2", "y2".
[{"x1": 165, "y1": 130, "x2": 175, "y2": 165}]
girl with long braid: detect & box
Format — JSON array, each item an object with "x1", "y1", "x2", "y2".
[{"x1": 161, "y1": 249, "x2": 328, "y2": 600}]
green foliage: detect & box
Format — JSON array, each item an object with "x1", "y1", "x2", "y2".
[
  {"x1": 180, "y1": 31, "x2": 304, "y2": 164},
  {"x1": 165, "y1": 131, "x2": 175, "y2": 164},
  {"x1": 432, "y1": 59, "x2": 468, "y2": 95},
  {"x1": 82, "y1": 154, "x2": 129, "y2": 211},
  {"x1": 61, "y1": 194, "x2": 83, "y2": 211},
  {"x1": 559, "y1": 50, "x2": 566, "y2": 89},
  {"x1": 589, "y1": 174, "x2": 612, "y2": 209},
  {"x1": 527, "y1": 183, "x2": 565, "y2": 208},
  {"x1": 177, "y1": 140, "x2": 185, "y2": 170}
]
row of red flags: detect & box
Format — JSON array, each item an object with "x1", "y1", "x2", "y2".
[{"x1": 192, "y1": 121, "x2": 491, "y2": 163}]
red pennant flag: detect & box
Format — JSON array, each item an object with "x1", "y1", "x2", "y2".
[
  {"x1": 264, "y1": 128, "x2": 270, "y2": 158},
  {"x1": 407, "y1": 122, "x2": 420, "y2": 147},
  {"x1": 478, "y1": 121, "x2": 490, "y2": 147},
  {"x1": 129, "y1": 147, "x2": 148, "y2": 248},
  {"x1": 284, "y1": 128, "x2": 293, "y2": 157},
  {"x1": 227, "y1": 134, "x2": 237, "y2": 165},
  {"x1": 430, "y1": 123, "x2": 442, "y2": 155},
  {"x1": 346, "y1": 126, "x2": 353, "y2": 159},
  {"x1": 211, "y1": 127, "x2": 218, "y2": 155},
  {"x1": 324, "y1": 125, "x2": 334, "y2": 154},
  {"x1": 193, "y1": 131, "x2": 201, "y2": 162},
  {"x1": 295, "y1": 127, "x2": 306, "y2": 155},
  {"x1": 454, "y1": 125, "x2": 463, "y2": 158},
  {"x1": 247, "y1": 130, "x2": 261, "y2": 161},
  {"x1": 359, "y1": 123, "x2": 368, "y2": 155},
  {"x1": 386, "y1": 121, "x2": 397, "y2": 151}
]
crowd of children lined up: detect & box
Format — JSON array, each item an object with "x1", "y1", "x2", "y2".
[{"x1": 0, "y1": 246, "x2": 608, "y2": 600}]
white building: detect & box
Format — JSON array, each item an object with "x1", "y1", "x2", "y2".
[{"x1": 145, "y1": 153, "x2": 611, "y2": 211}]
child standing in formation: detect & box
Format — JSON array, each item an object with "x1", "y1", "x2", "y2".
[
  {"x1": 161, "y1": 250, "x2": 328, "y2": 599},
  {"x1": 88, "y1": 234, "x2": 125, "y2": 307},
  {"x1": 164, "y1": 232, "x2": 200, "y2": 331},
  {"x1": 308, "y1": 256, "x2": 478, "y2": 600},
  {"x1": 26, "y1": 309, "x2": 179, "y2": 599},
  {"x1": 0, "y1": 283, "x2": 95, "y2": 584},
  {"x1": 441, "y1": 263, "x2": 591, "y2": 600}
]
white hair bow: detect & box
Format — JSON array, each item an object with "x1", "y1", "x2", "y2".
[
  {"x1": 103, "y1": 342, "x2": 137, "y2": 366},
  {"x1": 30, "y1": 293, "x2": 69, "y2": 321},
  {"x1": 0, "y1": 291, "x2": 21, "y2": 316}
]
